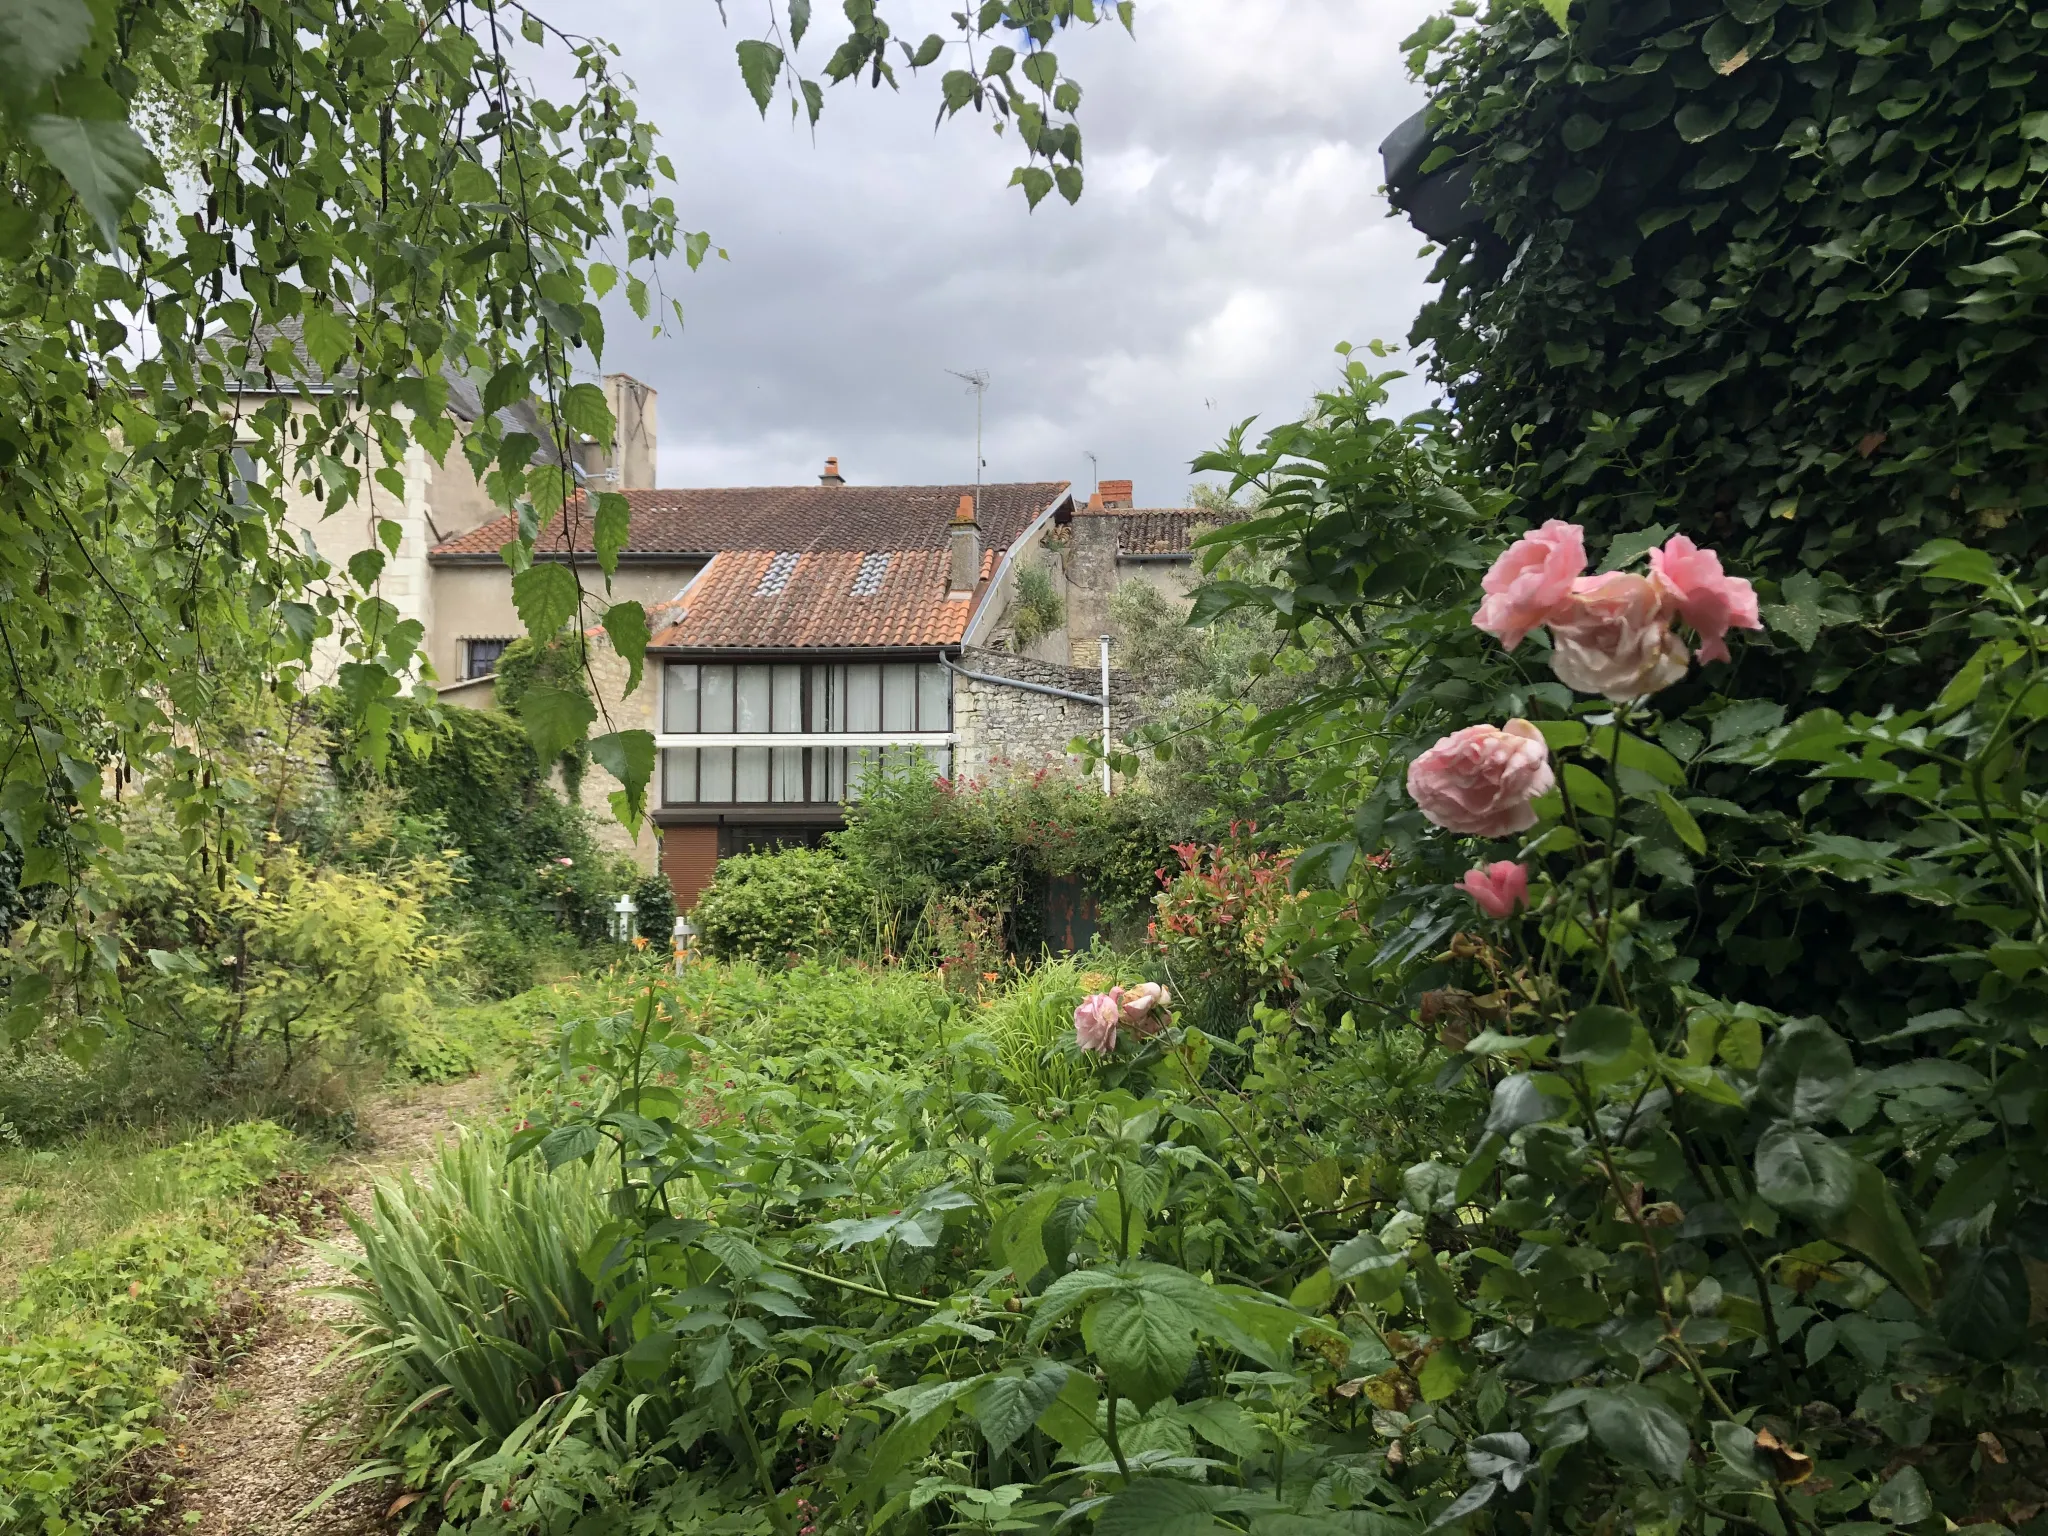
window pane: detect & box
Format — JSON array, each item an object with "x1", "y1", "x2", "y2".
[
  {"x1": 771, "y1": 746, "x2": 804, "y2": 802},
  {"x1": 662, "y1": 747, "x2": 698, "y2": 804},
  {"x1": 772, "y1": 666, "x2": 803, "y2": 732},
  {"x1": 882, "y1": 663, "x2": 915, "y2": 731},
  {"x1": 918, "y1": 663, "x2": 950, "y2": 731},
  {"x1": 811, "y1": 665, "x2": 838, "y2": 732},
  {"x1": 663, "y1": 664, "x2": 700, "y2": 733},
  {"x1": 736, "y1": 664, "x2": 771, "y2": 732},
  {"x1": 735, "y1": 746, "x2": 770, "y2": 802},
  {"x1": 846, "y1": 746, "x2": 876, "y2": 802},
  {"x1": 700, "y1": 666, "x2": 734, "y2": 733},
  {"x1": 700, "y1": 747, "x2": 733, "y2": 802},
  {"x1": 930, "y1": 747, "x2": 951, "y2": 781},
  {"x1": 823, "y1": 746, "x2": 843, "y2": 802},
  {"x1": 845, "y1": 664, "x2": 881, "y2": 731}
]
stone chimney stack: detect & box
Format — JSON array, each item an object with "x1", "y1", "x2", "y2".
[
  {"x1": 819, "y1": 456, "x2": 845, "y2": 486},
  {"x1": 949, "y1": 493, "x2": 980, "y2": 594},
  {"x1": 1064, "y1": 486, "x2": 1120, "y2": 665}
]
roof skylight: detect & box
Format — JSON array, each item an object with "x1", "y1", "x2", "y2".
[
  {"x1": 754, "y1": 551, "x2": 800, "y2": 597},
  {"x1": 850, "y1": 552, "x2": 890, "y2": 596}
]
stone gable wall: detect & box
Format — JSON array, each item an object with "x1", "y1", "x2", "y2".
[{"x1": 951, "y1": 645, "x2": 1144, "y2": 785}]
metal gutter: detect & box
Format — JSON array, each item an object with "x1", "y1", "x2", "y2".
[{"x1": 939, "y1": 652, "x2": 1102, "y2": 708}]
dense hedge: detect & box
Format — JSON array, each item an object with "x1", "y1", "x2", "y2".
[{"x1": 1402, "y1": 0, "x2": 2048, "y2": 1026}]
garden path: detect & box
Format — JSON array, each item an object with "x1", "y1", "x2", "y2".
[{"x1": 161, "y1": 1075, "x2": 502, "y2": 1535}]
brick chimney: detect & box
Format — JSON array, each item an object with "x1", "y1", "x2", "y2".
[
  {"x1": 948, "y1": 493, "x2": 980, "y2": 595},
  {"x1": 819, "y1": 456, "x2": 845, "y2": 486},
  {"x1": 1063, "y1": 485, "x2": 1119, "y2": 663},
  {"x1": 1099, "y1": 478, "x2": 1133, "y2": 509},
  {"x1": 569, "y1": 374, "x2": 659, "y2": 489}
]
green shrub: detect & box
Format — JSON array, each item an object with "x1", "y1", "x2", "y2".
[
  {"x1": 1009, "y1": 562, "x2": 1066, "y2": 648},
  {"x1": 691, "y1": 848, "x2": 877, "y2": 963},
  {"x1": 630, "y1": 871, "x2": 675, "y2": 945}
]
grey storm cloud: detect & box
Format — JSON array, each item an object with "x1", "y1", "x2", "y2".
[{"x1": 537, "y1": 0, "x2": 1446, "y2": 505}]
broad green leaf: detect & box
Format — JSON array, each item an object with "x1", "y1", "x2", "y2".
[
  {"x1": 1485, "y1": 1073, "x2": 1564, "y2": 1137},
  {"x1": 1583, "y1": 1386, "x2": 1689, "y2": 1483},
  {"x1": 968, "y1": 1362, "x2": 1070, "y2": 1457},
  {"x1": 1329, "y1": 1231, "x2": 1406, "y2": 1301},
  {"x1": 1504, "y1": 1328, "x2": 1601, "y2": 1384},
  {"x1": 539, "y1": 1122, "x2": 600, "y2": 1168},
  {"x1": 1560, "y1": 763, "x2": 1614, "y2": 818},
  {"x1": 1083, "y1": 1289, "x2": 1198, "y2": 1410},
  {"x1": 519, "y1": 682, "x2": 596, "y2": 764},
  {"x1": 29, "y1": 115, "x2": 160, "y2": 245},
  {"x1": 1536, "y1": 0, "x2": 1570, "y2": 31},
  {"x1": 0, "y1": 0, "x2": 94, "y2": 101},
  {"x1": 1756, "y1": 1018, "x2": 1854, "y2": 1124},
  {"x1": 1869, "y1": 1467, "x2": 1932, "y2": 1525},
  {"x1": 1093, "y1": 1479, "x2": 1228, "y2": 1536},
  {"x1": 1903, "y1": 538, "x2": 2003, "y2": 590},
  {"x1": 1829, "y1": 1158, "x2": 1931, "y2": 1310},
  {"x1": 736, "y1": 39, "x2": 783, "y2": 114},
  {"x1": 1177, "y1": 1398, "x2": 1266, "y2": 1460},
  {"x1": 512, "y1": 561, "x2": 581, "y2": 639},
  {"x1": 1532, "y1": 719, "x2": 1587, "y2": 749},
  {"x1": 1656, "y1": 791, "x2": 1707, "y2": 854},
  {"x1": 601, "y1": 599, "x2": 650, "y2": 693},
  {"x1": 590, "y1": 729, "x2": 655, "y2": 825},
  {"x1": 346, "y1": 549, "x2": 386, "y2": 589},
  {"x1": 1587, "y1": 729, "x2": 1684, "y2": 787},
  {"x1": 1936, "y1": 1246, "x2": 2027, "y2": 1358},
  {"x1": 1754, "y1": 1125, "x2": 1856, "y2": 1223},
  {"x1": 562, "y1": 381, "x2": 612, "y2": 438},
  {"x1": 1561, "y1": 1005, "x2": 1636, "y2": 1064},
  {"x1": 594, "y1": 490, "x2": 632, "y2": 580}
]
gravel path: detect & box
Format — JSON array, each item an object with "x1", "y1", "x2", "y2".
[{"x1": 161, "y1": 1076, "x2": 501, "y2": 1535}]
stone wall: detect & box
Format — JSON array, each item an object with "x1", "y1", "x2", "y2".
[
  {"x1": 569, "y1": 625, "x2": 662, "y2": 873},
  {"x1": 951, "y1": 645, "x2": 1144, "y2": 784}
]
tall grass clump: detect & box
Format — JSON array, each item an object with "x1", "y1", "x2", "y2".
[{"x1": 972, "y1": 956, "x2": 1097, "y2": 1105}]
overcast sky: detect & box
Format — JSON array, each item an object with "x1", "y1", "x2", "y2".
[{"x1": 545, "y1": 0, "x2": 1445, "y2": 507}]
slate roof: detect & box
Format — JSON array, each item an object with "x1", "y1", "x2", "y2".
[
  {"x1": 429, "y1": 483, "x2": 1072, "y2": 562},
  {"x1": 649, "y1": 547, "x2": 997, "y2": 651}
]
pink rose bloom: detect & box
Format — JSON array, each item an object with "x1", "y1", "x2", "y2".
[
  {"x1": 1648, "y1": 535, "x2": 1761, "y2": 665},
  {"x1": 1473, "y1": 521, "x2": 1587, "y2": 650},
  {"x1": 1547, "y1": 573, "x2": 1691, "y2": 701},
  {"x1": 1407, "y1": 719, "x2": 1556, "y2": 837},
  {"x1": 1460, "y1": 861, "x2": 1529, "y2": 919},
  {"x1": 1074, "y1": 992, "x2": 1121, "y2": 1054},
  {"x1": 1120, "y1": 982, "x2": 1171, "y2": 1038},
  {"x1": 557, "y1": 857, "x2": 574, "y2": 867}
]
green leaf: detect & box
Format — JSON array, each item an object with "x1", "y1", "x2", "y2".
[
  {"x1": 1756, "y1": 1018, "x2": 1854, "y2": 1124},
  {"x1": 1009, "y1": 165, "x2": 1054, "y2": 209},
  {"x1": 1583, "y1": 1385, "x2": 1689, "y2": 1483},
  {"x1": 968, "y1": 1362, "x2": 1070, "y2": 1458},
  {"x1": 0, "y1": 0, "x2": 95, "y2": 103},
  {"x1": 736, "y1": 39, "x2": 783, "y2": 114},
  {"x1": 1505, "y1": 1328, "x2": 1601, "y2": 1384},
  {"x1": 1656, "y1": 791, "x2": 1707, "y2": 854},
  {"x1": 1179, "y1": 1398, "x2": 1266, "y2": 1460},
  {"x1": 512, "y1": 561, "x2": 581, "y2": 640},
  {"x1": 1588, "y1": 730, "x2": 1684, "y2": 787},
  {"x1": 346, "y1": 549, "x2": 386, "y2": 589},
  {"x1": 1559, "y1": 762, "x2": 1614, "y2": 818},
  {"x1": 1561, "y1": 1005, "x2": 1637, "y2": 1065},
  {"x1": 593, "y1": 491, "x2": 631, "y2": 581},
  {"x1": 590, "y1": 729, "x2": 655, "y2": 824},
  {"x1": 1869, "y1": 1467, "x2": 1932, "y2": 1525},
  {"x1": 539, "y1": 1122, "x2": 600, "y2": 1168},
  {"x1": 601, "y1": 603, "x2": 651, "y2": 700},
  {"x1": 1093, "y1": 1480, "x2": 1228, "y2": 1536},
  {"x1": 1330, "y1": 1231, "x2": 1406, "y2": 1302},
  {"x1": 1536, "y1": 0, "x2": 1570, "y2": 32},
  {"x1": 1902, "y1": 538, "x2": 2003, "y2": 590},
  {"x1": 1532, "y1": 720, "x2": 1587, "y2": 749},
  {"x1": 561, "y1": 381, "x2": 612, "y2": 439},
  {"x1": 29, "y1": 115, "x2": 160, "y2": 245},
  {"x1": 1760, "y1": 571, "x2": 1829, "y2": 652},
  {"x1": 1082, "y1": 1289, "x2": 1198, "y2": 1410},
  {"x1": 1754, "y1": 1125, "x2": 1856, "y2": 1223},
  {"x1": 788, "y1": 0, "x2": 811, "y2": 47},
  {"x1": 1937, "y1": 1246, "x2": 2027, "y2": 1359},
  {"x1": 1829, "y1": 1157, "x2": 1931, "y2": 1311},
  {"x1": 1485, "y1": 1073, "x2": 1564, "y2": 1137},
  {"x1": 519, "y1": 683, "x2": 597, "y2": 764}
]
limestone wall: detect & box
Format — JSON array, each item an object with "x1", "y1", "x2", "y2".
[{"x1": 952, "y1": 645, "x2": 1144, "y2": 784}]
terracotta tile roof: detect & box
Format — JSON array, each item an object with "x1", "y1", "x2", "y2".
[
  {"x1": 650, "y1": 547, "x2": 999, "y2": 651},
  {"x1": 1117, "y1": 508, "x2": 1208, "y2": 556},
  {"x1": 428, "y1": 482, "x2": 1070, "y2": 561}
]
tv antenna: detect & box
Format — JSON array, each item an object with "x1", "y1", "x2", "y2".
[
  {"x1": 1083, "y1": 450, "x2": 1099, "y2": 493},
  {"x1": 947, "y1": 368, "x2": 989, "y2": 515}
]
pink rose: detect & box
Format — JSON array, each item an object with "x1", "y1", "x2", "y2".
[
  {"x1": 1547, "y1": 573, "x2": 1691, "y2": 701},
  {"x1": 1648, "y1": 535, "x2": 1761, "y2": 665},
  {"x1": 1460, "y1": 861, "x2": 1529, "y2": 919},
  {"x1": 1074, "y1": 992, "x2": 1121, "y2": 1054},
  {"x1": 1407, "y1": 719, "x2": 1556, "y2": 837},
  {"x1": 1120, "y1": 982, "x2": 1171, "y2": 1038},
  {"x1": 1473, "y1": 521, "x2": 1587, "y2": 650}
]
